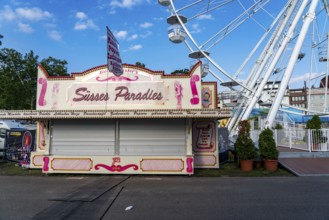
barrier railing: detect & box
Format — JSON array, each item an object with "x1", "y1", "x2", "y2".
[{"x1": 274, "y1": 128, "x2": 329, "y2": 152}]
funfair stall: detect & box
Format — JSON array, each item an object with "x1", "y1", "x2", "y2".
[{"x1": 0, "y1": 62, "x2": 231, "y2": 175}]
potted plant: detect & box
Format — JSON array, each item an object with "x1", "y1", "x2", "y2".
[
  {"x1": 258, "y1": 128, "x2": 279, "y2": 172},
  {"x1": 234, "y1": 120, "x2": 257, "y2": 171}
]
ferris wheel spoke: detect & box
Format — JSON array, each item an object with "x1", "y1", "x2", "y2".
[
  {"x1": 186, "y1": 1, "x2": 234, "y2": 21},
  {"x1": 203, "y1": 0, "x2": 271, "y2": 51}
]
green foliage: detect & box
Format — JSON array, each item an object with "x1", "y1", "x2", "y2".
[
  {"x1": 171, "y1": 68, "x2": 190, "y2": 74},
  {"x1": 234, "y1": 120, "x2": 257, "y2": 160},
  {"x1": 0, "y1": 48, "x2": 68, "y2": 110},
  {"x1": 306, "y1": 115, "x2": 321, "y2": 129},
  {"x1": 306, "y1": 115, "x2": 326, "y2": 144},
  {"x1": 258, "y1": 128, "x2": 278, "y2": 160},
  {"x1": 274, "y1": 123, "x2": 283, "y2": 129},
  {"x1": 40, "y1": 57, "x2": 68, "y2": 76},
  {"x1": 135, "y1": 62, "x2": 145, "y2": 68}
]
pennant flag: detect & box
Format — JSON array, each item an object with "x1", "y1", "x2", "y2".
[{"x1": 107, "y1": 26, "x2": 123, "y2": 76}]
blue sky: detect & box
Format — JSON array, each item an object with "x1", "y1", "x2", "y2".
[{"x1": 0, "y1": 0, "x2": 328, "y2": 89}]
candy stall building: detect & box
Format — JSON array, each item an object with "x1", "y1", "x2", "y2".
[{"x1": 0, "y1": 62, "x2": 231, "y2": 175}]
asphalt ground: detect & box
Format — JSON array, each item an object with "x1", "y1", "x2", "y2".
[{"x1": 1, "y1": 175, "x2": 329, "y2": 220}]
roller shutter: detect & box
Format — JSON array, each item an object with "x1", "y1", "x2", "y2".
[
  {"x1": 119, "y1": 119, "x2": 186, "y2": 156},
  {"x1": 51, "y1": 119, "x2": 115, "y2": 156}
]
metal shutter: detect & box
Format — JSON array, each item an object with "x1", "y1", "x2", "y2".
[
  {"x1": 119, "y1": 119, "x2": 186, "y2": 156},
  {"x1": 51, "y1": 119, "x2": 115, "y2": 156}
]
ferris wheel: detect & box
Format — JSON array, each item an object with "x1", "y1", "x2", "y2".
[{"x1": 158, "y1": 0, "x2": 329, "y2": 132}]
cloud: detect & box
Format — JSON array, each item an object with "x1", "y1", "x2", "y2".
[
  {"x1": 0, "y1": 5, "x2": 16, "y2": 21},
  {"x1": 74, "y1": 12, "x2": 99, "y2": 31},
  {"x1": 140, "y1": 22, "x2": 153, "y2": 28},
  {"x1": 110, "y1": 0, "x2": 144, "y2": 9},
  {"x1": 48, "y1": 30, "x2": 62, "y2": 41},
  {"x1": 127, "y1": 34, "x2": 138, "y2": 41},
  {"x1": 16, "y1": 7, "x2": 52, "y2": 21},
  {"x1": 18, "y1": 22, "x2": 33, "y2": 33},
  {"x1": 76, "y1": 12, "x2": 87, "y2": 20},
  {"x1": 129, "y1": 44, "x2": 142, "y2": 50},
  {"x1": 290, "y1": 72, "x2": 324, "y2": 85},
  {"x1": 115, "y1": 30, "x2": 128, "y2": 40},
  {"x1": 190, "y1": 23, "x2": 201, "y2": 34},
  {"x1": 140, "y1": 30, "x2": 152, "y2": 38},
  {"x1": 1, "y1": 5, "x2": 52, "y2": 22},
  {"x1": 196, "y1": 14, "x2": 214, "y2": 20}
]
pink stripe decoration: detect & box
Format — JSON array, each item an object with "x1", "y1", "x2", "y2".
[
  {"x1": 52, "y1": 159, "x2": 92, "y2": 171},
  {"x1": 43, "y1": 157, "x2": 49, "y2": 172},
  {"x1": 33, "y1": 155, "x2": 44, "y2": 166},
  {"x1": 194, "y1": 155, "x2": 217, "y2": 166},
  {"x1": 38, "y1": 78, "x2": 47, "y2": 106},
  {"x1": 141, "y1": 159, "x2": 184, "y2": 172}
]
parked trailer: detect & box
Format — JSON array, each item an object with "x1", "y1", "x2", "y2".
[{"x1": 0, "y1": 120, "x2": 36, "y2": 164}]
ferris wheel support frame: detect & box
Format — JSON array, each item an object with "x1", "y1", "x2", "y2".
[
  {"x1": 240, "y1": 0, "x2": 309, "y2": 122},
  {"x1": 265, "y1": 0, "x2": 321, "y2": 128},
  {"x1": 227, "y1": 0, "x2": 300, "y2": 132},
  {"x1": 227, "y1": 0, "x2": 298, "y2": 132}
]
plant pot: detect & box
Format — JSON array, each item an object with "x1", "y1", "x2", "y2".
[
  {"x1": 240, "y1": 160, "x2": 253, "y2": 172},
  {"x1": 264, "y1": 160, "x2": 278, "y2": 172}
]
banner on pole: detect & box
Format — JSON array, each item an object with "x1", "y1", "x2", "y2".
[{"x1": 107, "y1": 26, "x2": 123, "y2": 76}]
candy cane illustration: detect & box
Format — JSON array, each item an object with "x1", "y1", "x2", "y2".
[
  {"x1": 190, "y1": 75, "x2": 200, "y2": 105},
  {"x1": 38, "y1": 78, "x2": 47, "y2": 106}
]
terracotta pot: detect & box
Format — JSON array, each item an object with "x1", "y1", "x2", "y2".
[
  {"x1": 264, "y1": 160, "x2": 278, "y2": 172},
  {"x1": 240, "y1": 160, "x2": 253, "y2": 172}
]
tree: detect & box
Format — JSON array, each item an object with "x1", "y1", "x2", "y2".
[
  {"x1": 171, "y1": 68, "x2": 190, "y2": 74},
  {"x1": 40, "y1": 56, "x2": 68, "y2": 76},
  {"x1": 0, "y1": 48, "x2": 68, "y2": 110},
  {"x1": 0, "y1": 34, "x2": 3, "y2": 46},
  {"x1": 135, "y1": 62, "x2": 145, "y2": 68}
]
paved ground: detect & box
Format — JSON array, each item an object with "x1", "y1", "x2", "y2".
[
  {"x1": 278, "y1": 146, "x2": 329, "y2": 176},
  {"x1": 1, "y1": 175, "x2": 329, "y2": 220},
  {"x1": 280, "y1": 158, "x2": 329, "y2": 176}
]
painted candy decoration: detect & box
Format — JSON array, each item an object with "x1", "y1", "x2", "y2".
[
  {"x1": 95, "y1": 157, "x2": 138, "y2": 172},
  {"x1": 190, "y1": 75, "x2": 200, "y2": 105},
  {"x1": 186, "y1": 158, "x2": 193, "y2": 173},
  {"x1": 96, "y1": 75, "x2": 139, "y2": 82},
  {"x1": 38, "y1": 77, "x2": 48, "y2": 106},
  {"x1": 174, "y1": 81, "x2": 183, "y2": 109},
  {"x1": 43, "y1": 156, "x2": 50, "y2": 172}
]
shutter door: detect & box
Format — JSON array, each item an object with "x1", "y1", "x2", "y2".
[
  {"x1": 119, "y1": 119, "x2": 186, "y2": 156},
  {"x1": 51, "y1": 119, "x2": 115, "y2": 156}
]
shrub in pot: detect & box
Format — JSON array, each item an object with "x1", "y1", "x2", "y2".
[
  {"x1": 306, "y1": 115, "x2": 325, "y2": 150},
  {"x1": 234, "y1": 120, "x2": 257, "y2": 171},
  {"x1": 258, "y1": 128, "x2": 279, "y2": 172}
]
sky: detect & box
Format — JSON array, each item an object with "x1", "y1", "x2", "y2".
[{"x1": 0, "y1": 0, "x2": 328, "y2": 90}]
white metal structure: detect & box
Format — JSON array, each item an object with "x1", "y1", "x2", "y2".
[{"x1": 159, "y1": 0, "x2": 329, "y2": 134}]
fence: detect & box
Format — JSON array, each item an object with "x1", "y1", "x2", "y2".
[{"x1": 275, "y1": 128, "x2": 329, "y2": 152}]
